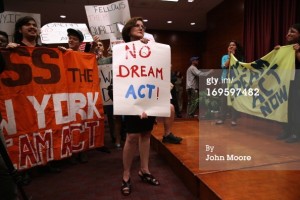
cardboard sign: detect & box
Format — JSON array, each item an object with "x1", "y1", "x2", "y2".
[
  {"x1": 113, "y1": 41, "x2": 171, "y2": 117},
  {"x1": 85, "y1": 0, "x2": 131, "y2": 40},
  {"x1": 40, "y1": 23, "x2": 93, "y2": 44}
]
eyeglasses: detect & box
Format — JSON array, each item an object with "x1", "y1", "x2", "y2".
[{"x1": 133, "y1": 24, "x2": 146, "y2": 31}]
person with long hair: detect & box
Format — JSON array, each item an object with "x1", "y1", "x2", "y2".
[
  {"x1": 216, "y1": 40, "x2": 244, "y2": 126},
  {"x1": 120, "y1": 17, "x2": 159, "y2": 196},
  {"x1": 7, "y1": 16, "x2": 39, "y2": 48}
]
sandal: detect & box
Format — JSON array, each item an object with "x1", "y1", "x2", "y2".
[
  {"x1": 121, "y1": 179, "x2": 131, "y2": 196},
  {"x1": 138, "y1": 171, "x2": 160, "y2": 186}
]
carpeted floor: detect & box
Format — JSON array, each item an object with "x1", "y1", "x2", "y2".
[{"x1": 23, "y1": 127, "x2": 197, "y2": 200}]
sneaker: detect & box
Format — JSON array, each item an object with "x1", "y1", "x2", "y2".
[
  {"x1": 215, "y1": 120, "x2": 224, "y2": 125},
  {"x1": 231, "y1": 121, "x2": 237, "y2": 126},
  {"x1": 170, "y1": 133, "x2": 183, "y2": 141},
  {"x1": 285, "y1": 134, "x2": 299, "y2": 143},
  {"x1": 162, "y1": 133, "x2": 181, "y2": 144},
  {"x1": 115, "y1": 144, "x2": 122, "y2": 150}
]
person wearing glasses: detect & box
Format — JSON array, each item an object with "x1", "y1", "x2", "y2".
[{"x1": 120, "y1": 17, "x2": 159, "y2": 196}]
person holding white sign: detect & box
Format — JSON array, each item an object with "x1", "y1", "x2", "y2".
[
  {"x1": 120, "y1": 17, "x2": 159, "y2": 196},
  {"x1": 93, "y1": 35, "x2": 122, "y2": 150}
]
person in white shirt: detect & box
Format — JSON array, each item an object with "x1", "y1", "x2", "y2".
[{"x1": 186, "y1": 56, "x2": 213, "y2": 118}]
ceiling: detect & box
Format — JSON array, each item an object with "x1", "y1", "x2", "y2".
[{"x1": 3, "y1": 0, "x2": 223, "y2": 32}]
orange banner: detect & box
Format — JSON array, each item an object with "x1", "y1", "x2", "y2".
[{"x1": 0, "y1": 47, "x2": 104, "y2": 170}]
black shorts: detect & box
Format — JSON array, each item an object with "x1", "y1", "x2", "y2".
[{"x1": 124, "y1": 115, "x2": 156, "y2": 133}]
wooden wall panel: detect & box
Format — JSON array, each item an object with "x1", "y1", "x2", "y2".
[
  {"x1": 203, "y1": 0, "x2": 244, "y2": 69},
  {"x1": 148, "y1": 0, "x2": 244, "y2": 112},
  {"x1": 147, "y1": 30, "x2": 204, "y2": 76},
  {"x1": 147, "y1": 30, "x2": 204, "y2": 111}
]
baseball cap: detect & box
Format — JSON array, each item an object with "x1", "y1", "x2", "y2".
[
  {"x1": 67, "y1": 28, "x2": 84, "y2": 42},
  {"x1": 190, "y1": 56, "x2": 199, "y2": 62}
]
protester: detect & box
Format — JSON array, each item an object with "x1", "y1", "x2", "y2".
[
  {"x1": 58, "y1": 28, "x2": 84, "y2": 52},
  {"x1": 7, "y1": 16, "x2": 39, "y2": 48},
  {"x1": 6, "y1": 16, "x2": 61, "y2": 175},
  {"x1": 0, "y1": 127, "x2": 19, "y2": 200},
  {"x1": 0, "y1": 31, "x2": 19, "y2": 200},
  {"x1": 121, "y1": 17, "x2": 160, "y2": 196},
  {"x1": 59, "y1": 28, "x2": 95, "y2": 161},
  {"x1": 186, "y1": 57, "x2": 213, "y2": 118},
  {"x1": 216, "y1": 40, "x2": 244, "y2": 126},
  {"x1": 174, "y1": 71, "x2": 184, "y2": 113},
  {"x1": 276, "y1": 23, "x2": 300, "y2": 143},
  {"x1": 93, "y1": 35, "x2": 122, "y2": 149},
  {"x1": 171, "y1": 70, "x2": 181, "y2": 118}
]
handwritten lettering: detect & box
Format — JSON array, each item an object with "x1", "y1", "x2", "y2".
[
  {"x1": 92, "y1": 2, "x2": 126, "y2": 13},
  {"x1": 116, "y1": 65, "x2": 163, "y2": 80},
  {"x1": 125, "y1": 84, "x2": 156, "y2": 99}
]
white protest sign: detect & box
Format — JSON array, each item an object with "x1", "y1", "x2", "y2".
[
  {"x1": 113, "y1": 41, "x2": 171, "y2": 117},
  {"x1": 40, "y1": 23, "x2": 93, "y2": 44},
  {"x1": 98, "y1": 63, "x2": 113, "y2": 105},
  {"x1": 85, "y1": 0, "x2": 131, "y2": 40},
  {"x1": 0, "y1": 11, "x2": 41, "y2": 42}
]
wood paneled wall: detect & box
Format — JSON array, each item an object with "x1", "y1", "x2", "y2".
[
  {"x1": 202, "y1": 0, "x2": 244, "y2": 69},
  {"x1": 148, "y1": 0, "x2": 244, "y2": 112},
  {"x1": 147, "y1": 30, "x2": 204, "y2": 76},
  {"x1": 147, "y1": 30, "x2": 204, "y2": 111}
]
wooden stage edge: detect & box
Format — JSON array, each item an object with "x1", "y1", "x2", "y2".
[{"x1": 151, "y1": 117, "x2": 300, "y2": 200}]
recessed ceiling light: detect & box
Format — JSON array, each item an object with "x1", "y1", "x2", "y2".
[
  {"x1": 143, "y1": 19, "x2": 148, "y2": 22},
  {"x1": 161, "y1": 0, "x2": 179, "y2": 2},
  {"x1": 167, "y1": 21, "x2": 172, "y2": 24},
  {"x1": 60, "y1": 15, "x2": 66, "y2": 18},
  {"x1": 190, "y1": 22, "x2": 196, "y2": 25},
  {"x1": 188, "y1": 0, "x2": 194, "y2": 2}
]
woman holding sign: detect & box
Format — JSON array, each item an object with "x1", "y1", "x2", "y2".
[{"x1": 120, "y1": 17, "x2": 159, "y2": 196}]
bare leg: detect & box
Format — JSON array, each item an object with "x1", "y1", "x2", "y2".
[
  {"x1": 122, "y1": 134, "x2": 139, "y2": 181},
  {"x1": 139, "y1": 131, "x2": 151, "y2": 173}
]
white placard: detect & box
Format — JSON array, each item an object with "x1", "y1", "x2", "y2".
[
  {"x1": 85, "y1": 0, "x2": 131, "y2": 40},
  {"x1": 98, "y1": 63, "x2": 113, "y2": 105},
  {"x1": 0, "y1": 11, "x2": 41, "y2": 42},
  {"x1": 113, "y1": 41, "x2": 171, "y2": 117},
  {"x1": 40, "y1": 23, "x2": 93, "y2": 44}
]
